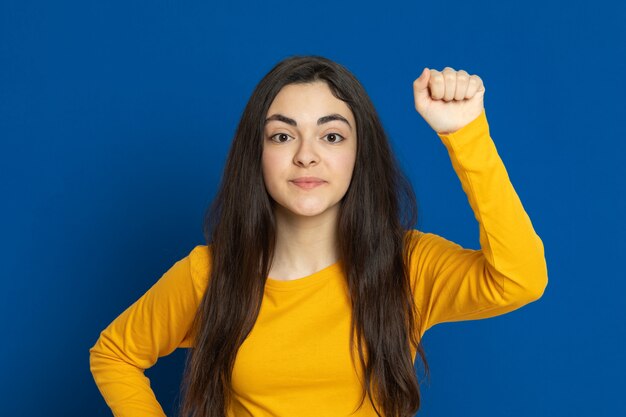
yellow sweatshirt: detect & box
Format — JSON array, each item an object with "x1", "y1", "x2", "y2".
[{"x1": 89, "y1": 109, "x2": 548, "y2": 416}]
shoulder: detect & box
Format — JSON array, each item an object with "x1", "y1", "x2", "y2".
[
  {"x1": 402, "y1": 228, "x2": 467, "y2": 273},
  {"x1": 188, "y1": 244, "x2": 212, "y2": 270},
  {"x1": 404, "y1": 228, "x2": 463, "y2": 252},
  {"x1": 187, "y1": 244, "x2": 213, "y2": 295},
  {"x1": 403, "y1": 228, "x2": 425, "y2": 253}
]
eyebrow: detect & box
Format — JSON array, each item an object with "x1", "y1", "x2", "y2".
[{"x1": 264, "y1": 113, "x2": 352, "y2": 131}]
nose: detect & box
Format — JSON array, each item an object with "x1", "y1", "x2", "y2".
[{"x1": 293, "y1": 136, "x2": 319, "y2": 168}]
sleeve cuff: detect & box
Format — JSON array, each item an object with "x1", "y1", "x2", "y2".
[{"x1": 436, "y1": 108, "x2": 490, "y2": 151}]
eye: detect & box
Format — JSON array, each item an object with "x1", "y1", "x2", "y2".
[
  {"x1": 323, "y1": 133, "x2": 345, "y2": 143},
  {"x1": 269, "y1": 133, "x2": 293, "y2": 143}
]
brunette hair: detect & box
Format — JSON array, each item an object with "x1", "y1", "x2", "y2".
[{"x1": 179, "y1": 55, "x2": 429, "y2": 417}]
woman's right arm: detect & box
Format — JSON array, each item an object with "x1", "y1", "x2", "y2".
[{"x1": 89, "y1": 245, "x2": 211, "y2": 417}]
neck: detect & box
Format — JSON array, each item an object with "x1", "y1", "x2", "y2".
[{"x1": 270, "y1": 203, "x2": 340, "y2": 277}]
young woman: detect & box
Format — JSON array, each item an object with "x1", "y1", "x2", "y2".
[{"x1": 90, "y1": 55, "x2": 548, "y2": 417}]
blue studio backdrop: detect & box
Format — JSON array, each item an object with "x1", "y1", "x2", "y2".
[{"x1": 1, "y1": 0, "x2": 625, "y2": 416}]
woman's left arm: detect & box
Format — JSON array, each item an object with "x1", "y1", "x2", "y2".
[{"x1": 410, "y1": 67, "x2": 549, "y2": 334}]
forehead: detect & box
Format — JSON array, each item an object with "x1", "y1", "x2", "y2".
[{"x1": 267, "y1": 82, "x2": 354, "y2": 119}]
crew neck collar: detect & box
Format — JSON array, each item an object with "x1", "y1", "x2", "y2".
[{"x1": 265, "y1": 261, "x2": 343, "y2": 291}]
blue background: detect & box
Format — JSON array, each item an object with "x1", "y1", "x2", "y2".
[{"x1": 1, "y1": 0, "x2": 624, "y2": 415}]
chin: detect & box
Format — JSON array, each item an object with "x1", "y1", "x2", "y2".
[
  {"x1": 289, "y1": 206, "x2": 328, "y2": 217},
  {"x1": 277, "y1": 201, "x2": 337, "y2": 218}
]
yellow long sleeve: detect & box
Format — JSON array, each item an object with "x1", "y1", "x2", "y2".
[
  {"x1": 408, "y1": 109, "x2": 548, "y2": 335},
  {"x1": 89, "y1": 248, "x2": 208, "y2": 416}
]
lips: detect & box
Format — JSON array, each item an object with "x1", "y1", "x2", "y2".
[
  {"x1": 291, "y1": 177, "x2": 325, "y2": 184},
  {"x1": 290, "y1": 177, "x2": 326, "y2": 189}
]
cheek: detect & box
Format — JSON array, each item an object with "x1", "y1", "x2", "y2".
[
  {"x1": 261, "y1": 148, "x2": 283, "y2": 185},
  {"x1": 332, "y1": 151, "x2": 357, "y2": 182}
]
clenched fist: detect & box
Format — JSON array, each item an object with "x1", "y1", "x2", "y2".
[{"x1": 413, "y1": 67, "x2": 485, "y2": 135}]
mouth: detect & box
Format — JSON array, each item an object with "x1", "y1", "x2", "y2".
[{"x1": 290, "y1": 179, "x2": 326, "y2": 189}]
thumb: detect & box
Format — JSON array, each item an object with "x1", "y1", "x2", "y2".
[{"x1": 413, "y1": 67, "x2": 430, "y2": 95}]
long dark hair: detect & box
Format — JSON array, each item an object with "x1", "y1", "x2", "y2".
[{"x1": 179, "y1": 55, "x2": 429, "y2": 417}]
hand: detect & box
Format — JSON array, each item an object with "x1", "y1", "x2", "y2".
[{"x1": 413, "y1": 67, "x2": 485, "y2": 135}]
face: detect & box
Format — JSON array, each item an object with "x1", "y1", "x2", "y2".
[{"x1": 262, "y1": 81, "x2": 357, "y2": 219}]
